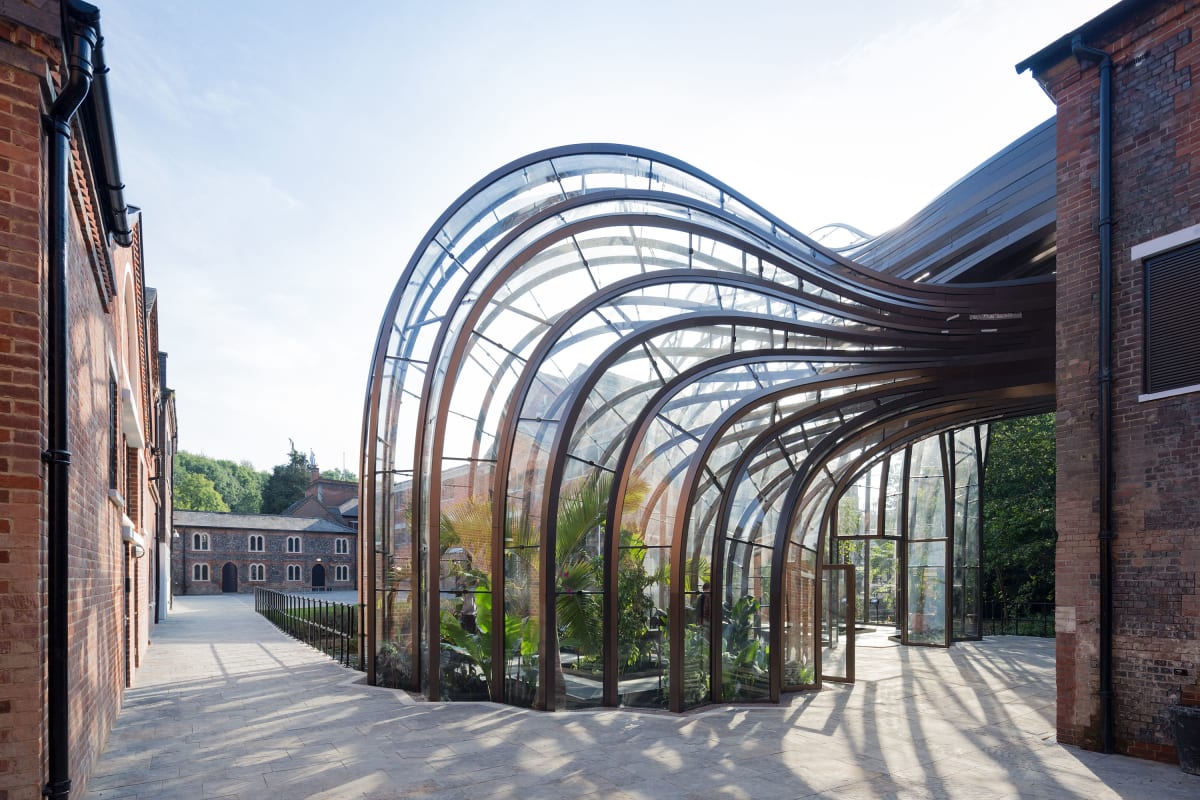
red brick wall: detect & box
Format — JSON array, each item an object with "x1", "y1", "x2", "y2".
[
  {"x1": 0, "y1": 6, "x2": 162, "y2": 797},
  {"x1": 65, "y1": 201, "x2": 127, "y2": 793},
  {"x1": 0, "y1": 17, "x2": 55, "y2": 798},
  {"x1": 1040, "y1": 0, "x2": 1200, "y2": 760}
]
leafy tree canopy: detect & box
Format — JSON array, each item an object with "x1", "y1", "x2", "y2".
[
  {"x1": 261, "y1": 445, "x2": 313, "y2": 514},
  {"x1": 174, "y1": 451, "x2": 265, "y2": 513},
  {"x1": 983, "y1": 413, "x2": 1056, "y2": 612},
  {"x1": 320, "y1": 467, "x2": 357, "y2": 482},
  {"x1": 174, "y1": 471, "x2": 230, "y2": 512}
]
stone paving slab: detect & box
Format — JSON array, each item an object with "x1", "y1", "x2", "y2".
[{"x1": 82, "y1": 596, "x2": 1198, "y2": 799}]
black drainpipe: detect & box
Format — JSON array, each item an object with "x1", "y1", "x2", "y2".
[
  {"x1": 155, "y1": 353, "x2": 169, "y2": 625},
  {"x1": 1071, "y1": 34, "x2": 1115, "y2": 756},
  {"x1": 43, "y1": 7, "x2": 99, "y2": 799}
]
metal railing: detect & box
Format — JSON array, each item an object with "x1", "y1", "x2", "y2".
[
  {"x1": 981, "y1": 601, "x2": 1055, "y2": 637},
  {"x1": 255, "y1": 588, "x2": 364, "y2": 669}
]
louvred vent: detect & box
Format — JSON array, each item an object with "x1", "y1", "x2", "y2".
[{"x1": 1146, "y1": 241, "x2": 1200, "y2": 394}]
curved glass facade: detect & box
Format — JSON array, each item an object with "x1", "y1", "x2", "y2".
[{"x1": 361, "y1": 136, "x2": 1055, "y2": 711}]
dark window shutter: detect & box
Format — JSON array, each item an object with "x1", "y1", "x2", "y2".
[{"x1": 1146, "y1": 241, "x2": 1200, "y2": 393}]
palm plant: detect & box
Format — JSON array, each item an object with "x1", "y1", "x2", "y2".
[{"x1": 439, "y1": 472, "x2": 652, "y2": 707}]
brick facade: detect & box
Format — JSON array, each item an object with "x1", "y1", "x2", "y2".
[
  {"x1": 173, "y1": 511, "x2": 357, "y2": 595},
  {"x1": 1026, "y1": 0, "x2": 1200, "y2": 762},
  {"x1": 0, "y1": 3, "x2": 173, "y2": 797}
]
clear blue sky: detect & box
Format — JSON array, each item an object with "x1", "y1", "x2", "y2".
[{"x1": 100, "y1": 0, "x2": 1107, "y2": 473}]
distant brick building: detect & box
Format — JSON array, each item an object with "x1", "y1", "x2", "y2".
[
  {"x1": 1020, "y1": 0, "x2": 1200, "y2": 763},
  {"x1": 283, "y1": 466, "x2": 358, "y2": 530},
  {"x1": 173, "y1": 510, "x2": 357, "y2": 594},
  {"x1": 0, "y1": 2, "x2": 175, "y2": 797}
]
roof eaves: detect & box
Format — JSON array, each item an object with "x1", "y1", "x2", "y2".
[{"x1": 1015, "y1": 0, "x2": 1153, "y2": 75}]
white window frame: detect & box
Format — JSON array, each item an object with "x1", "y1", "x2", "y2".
[
  {"x1": 248, "y1": 534, "x2": 264, "y2": 552},
  {"x1": 1133, "y1": 226, "x2": 1200, "y2": 401},
  {"x1": 287, "y1": 536, "x2": 302, "y2": 554},
  {"x1": 335, "y1": 565, "x2": 349, "y2": 582},
  {"x1": 286, "y1": 564, "x2": 301, "y2": 582},
  {"x1": 193, "y1": 532, "x2": 209, "y2": 551},
  {"x1": 249, "y1": 563, "x2": 265, "y2": 582},
  {"x1": 193, "y1": 563, "x2": 209, "y2": 581},
  {"x1": 335, "y1": 537, "x2": 349, "y2": 555}
]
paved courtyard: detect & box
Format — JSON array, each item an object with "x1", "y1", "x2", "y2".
[{"x1": 83, "y1": 595, "x2": 1197, "y2": 799}]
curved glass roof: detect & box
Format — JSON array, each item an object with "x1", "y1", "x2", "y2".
[{"x1": 361, "y1": 128, "x2": 1055, "y2": 711}]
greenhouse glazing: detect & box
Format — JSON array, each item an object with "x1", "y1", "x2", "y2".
[{"x1": 360, "y1": 125, "x2": 1056, "y2": 711}]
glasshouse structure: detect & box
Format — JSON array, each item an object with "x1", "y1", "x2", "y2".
[{"x1": 360, "y1": 121, "x2": 1057, "y2": 712}]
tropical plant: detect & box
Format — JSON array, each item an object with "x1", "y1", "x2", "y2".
[
  {"x1": 720, "y1": 594, "x2": 768, "y2": 700},
  {"x1": 437, "y1": 472, "x2": 652, "y2": 706}
]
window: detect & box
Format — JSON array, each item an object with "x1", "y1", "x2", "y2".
[
  {"x1": 286, "y1": 565, "x2": 301, "y2": 581},
  {"x1": 193, "y1": 532, "x2": 209, "y2": 551},
  {"x1": 193, "y1": 563, "x2": 209, "y2": 582},
  {"x1": 335, "y1": 538, "x2": 349, "y2": 555},
  {"x1": 287, "y1": 536, "x2": 302, "y2": 553},
  {"x1": 249, "y1": 563, "x2": 265, "y2": 582},
  {"x1": 1144, "y1": 239, "x2": 1200, "y2": 394},
  {"x1": 108, "y1": 373, "x2": 118, "y2": 490},
  {"x1": 335, "y1": 565, "x2": 349, "y2": 582},
  {"x1": 248, "y1": 535, "x2": 264, "y2": 552}
]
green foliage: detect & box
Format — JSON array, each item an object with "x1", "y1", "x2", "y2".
[
  {"x1": 438, "y1": 473, "x2": 656, "y2": 704},
  {"x1": 615, "y1": 528, "x2": 667, "y2": 671},
  {"x1": 720, "y1": 595, "x2": 768, "y2": 700},
  {"x1": 676, "y1": 625, "x2": 710, "y2": 706},
  {"x1": 261, "y1": 445, "x2": 312, "y2": 514},
  {"x1": 320, "y1": 467, "x2": 358, "y2": 482},
  {"x1": 173, "y1": 471, "x2": 229, "y2": 512},
  {"x1": 174, "y1": 451, "x2": 266, "y2": 512},
  {"x1": 983, "y1": 413, "x2": 1056, "y2": 614},
  {"x1": 440, "y1": 569, "x2": 496, "y2": 699}
]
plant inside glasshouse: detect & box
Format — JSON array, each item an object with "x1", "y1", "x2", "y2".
[
  {"x1": 721, "y1": 594, "x2": 769, "y2": 699},
  {"x1": 438, "y1": 473, "x2": 658, "y2": 705}
]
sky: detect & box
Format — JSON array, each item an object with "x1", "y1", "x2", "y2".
[{"x1": 99, "y1": 0, "x2": 1108, "y2": 474}]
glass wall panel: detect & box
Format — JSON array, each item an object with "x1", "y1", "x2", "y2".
[
  {"x1": 821, "y1": 564, "x2": 854, "y2": 682},
  {"x1": 951, "y1": 427, "x2": 982, "y2": 640},
  {"x1": 881, "y1": 450, "x2": 907, "y2": 538},
  {"x1": 906, "y1": 539, "x2": 947, "y2": 645},
  {"x1": 907, "y1": 436, "x2": 947, "y2": 540},
  {"x1": 720, "y1": 539, "x2": 771, "y2": 701},
  {"x1": 784, "y1": 545, "x2": 817, "y2": 688},
  {"x1": 555, "y1": 469, "x2": 608, "y2": 709}
]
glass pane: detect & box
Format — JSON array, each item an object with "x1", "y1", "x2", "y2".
[
  {"x1": 867, "y1": 539, "x2": 898, "y2": 629},
  {"x1": 907, "y1": 437, "x2": 947, "y2": 540},
  {"x1": 907, "y1": 539, "x2": 946, "y2": 645},
  {"x1": 617, "y1": 544, "x2": 669, "y2": 709},
  {"x1": 821, "y1": 565, "x2": 852, "y2": 681},
  {"x1": 719, "y1": 540, "x2": 771, "y2": 702},
  {"x1": 784, "y1": 545, "x2": 817, "y2": 688},
  {"x1": 556, "y1": 473, "x2": 607, "y2": 710}
]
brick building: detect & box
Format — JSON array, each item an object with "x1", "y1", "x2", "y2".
[
  {"x1": 1019, "y1": 0, "x2": 1200, "y2": 762},
  {"x1": 282, "y1": 465, "x2": 358, "y2": 530},
  {"x1": 0, "y1": 2, "x2": 174, "y2": 798},
  {"x1": 173, "y1": 510, "x2": 357, "y2": 594}
]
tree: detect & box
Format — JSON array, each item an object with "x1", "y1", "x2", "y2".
[
  {"x1": 320, "y1": 467, "x2": 357, "y2": 482},
  {"x1": 982, "y1": 413, "x2": 1056, "y2": 618},
  {"x1": 175, "y1": 451, "x2": 266, "y2": 513},
  {"x1": 174, "y1": 471, "x2": 230, "y2": 512},
  {"x1": 260, "y1": 445, "x2": 312, "y2": 514}
]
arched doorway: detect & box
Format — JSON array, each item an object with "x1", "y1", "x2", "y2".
[
  {"x1": 312, "y1": 563, "x2": 326, "y2": 590},
  {"x1": 221, "y1": 562, "x2": 238, "y2": 593}
]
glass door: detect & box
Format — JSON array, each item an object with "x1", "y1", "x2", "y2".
[{"x1": 821, "y1": 564, "x2": 855, "y2": 682}]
